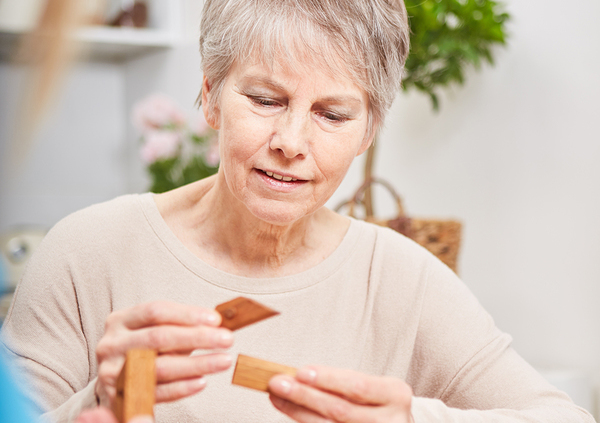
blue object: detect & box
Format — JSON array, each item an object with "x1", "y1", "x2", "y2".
[
  {"x1": 0, "y1": 278, "x2": 37, "y2": 423},
  {"x1": 0, "y1": 352, "x2": 37, "y2": 423}
]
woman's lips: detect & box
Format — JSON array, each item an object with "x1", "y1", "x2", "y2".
[
  {"x1": 255, "y1": 169, "x2": 307, "y2": 190},
  {"x1": 257, "y1": 169, "x2": 306, "y2": 182},
  {"x1": 264, "y1": 170, "x2": 297, "y2": 182}
]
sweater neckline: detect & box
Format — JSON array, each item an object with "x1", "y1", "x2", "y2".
[{"x1": 138, "y1": 192, "x2": 363, "y2": 294}]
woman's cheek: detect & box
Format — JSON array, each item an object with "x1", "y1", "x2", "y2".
[
  {"x1": 223, "y1": 115, "x2": 273, "y2": 159},
  {"x1": 320, "y1": 139, "x2": 359, "y2": 172}
]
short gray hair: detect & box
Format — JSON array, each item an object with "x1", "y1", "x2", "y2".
[{"x1": 199, "y1": 0, "x2": 410, "y2": 139}]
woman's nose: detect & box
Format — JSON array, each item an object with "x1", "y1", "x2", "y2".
[{"x1": 269, "y1": 112, "x2": 310, "y2": 159}]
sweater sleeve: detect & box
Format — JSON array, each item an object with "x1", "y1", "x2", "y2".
[
  {"x1": 406, "y1": 253, "x2": 595, "y2": 422},
  {"x1": 0, "y1": 219, "x2": 100, "y2": 423}
]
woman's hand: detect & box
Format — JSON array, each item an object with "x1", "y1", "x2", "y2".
[
  {"x1": 95, "y1": 301, "x2": 234, "y2": 408},
  {"x1": 76, "y1": 406, "x2": 152, "y2": 423},
  {"x1": 268, "y1": 366, "x2": 413, "y2": 423}
]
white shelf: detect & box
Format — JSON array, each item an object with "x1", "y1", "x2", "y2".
[
  {"x1": 0, "y1": 25, "x2": 180, "y2": 62},
  {"x1": 77, "y1": 26, "x2": 180, "y2": 60}
]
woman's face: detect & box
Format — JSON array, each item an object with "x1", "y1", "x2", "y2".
[{"x1": 203, "y1": 58, "x2": 373, "y2": 225}]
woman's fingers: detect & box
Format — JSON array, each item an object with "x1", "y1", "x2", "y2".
[
  {"x1": 99, "y1": 301, "x2": 232, "y2": 356},
  {"x1": 155, "y1": 377, "x2": 208, "y2": 403},
  {"x1": 95, "y1": 301, "x2": 233, "y2": 410},
  {"x1": 76, "y1": 407, "x2": 119, "y2": 423},
  {"x1": 270, "y1": 394, "x2": 332, "y2": 423},
  {"x1": 117, "y1": 301, "x2": 221, "y2": 330},
  {"x1": 269, "y1": 375, "x2": 371, "y2": 422},
  {"x1": 97, "y1": 352, "x2": 234, "y2": 406},
  {"x1": 97, "y1": 322, "x2": 233, "y2": 360},
  {"x1": 76, "y1": 407, "x2": 153, "y2": 423},
  {"x1": 295, "y1": 366, "x2": 412, "y2": 406},
  {"x1": 155, "y1": 353, "x2": 233, "y2": 383},
  {"x1": 123, "y1": 324, "x2": 233, "y2": 353},
  {"x1": 269, "y1": 369, "x2": 413, "y2": 423}
]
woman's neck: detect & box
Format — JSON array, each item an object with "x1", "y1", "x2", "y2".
[{"x1": 154, "y1": 175, "x2": 349, "y2": 278}]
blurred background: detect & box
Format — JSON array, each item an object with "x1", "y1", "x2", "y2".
[{"x1": 0, "y1": 0, "x2": 598, "y2": 418}]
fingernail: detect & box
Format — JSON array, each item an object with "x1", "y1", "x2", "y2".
[
  {"x1": 271, "y1": 378, "x2": 292, "y2": 394},
  {"x1": 220, "y1": 354, "x2": 233, "y2": 367},
  {"x1": 193, "y1": 378, "x2": 207, "y2": 390},
  {"x1": 214, "y1": 329, "x2": 233, "y2": 344},
  {"x1": 129, "y1": 416, "x2": 153, "y2": 423},
  {"x1": 210, "y1": 354, "x2": 233, "y2": 370},
  {"x1": 200, "y1": 311, "x2": 219, "y2": 325},
  {"x1": 297, "y1": 367, "x2": 317, "y2": 384}
]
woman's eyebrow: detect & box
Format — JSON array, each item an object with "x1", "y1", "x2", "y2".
[
  {"x1": 317, "y1": 96, "x2": 363, "y2": 106},
  {"x1": 239, "y1": 75, "x2": 287, "y2": 92}
]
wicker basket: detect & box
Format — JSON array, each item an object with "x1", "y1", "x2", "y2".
[{"x1": 336, "y1": 178, "x2": 462, "y2": 273}]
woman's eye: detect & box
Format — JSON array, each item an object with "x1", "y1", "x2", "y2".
[
  {"x1": 321, "y1": 111, "x2": 348, "y2": 123},
  {"x1": 250, "y1": 96, "x2": 279, "y2": 107}
]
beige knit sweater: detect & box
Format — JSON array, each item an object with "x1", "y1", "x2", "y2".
[{"x1": 1, "y1": 194, "x2": 595, "y2": 423}]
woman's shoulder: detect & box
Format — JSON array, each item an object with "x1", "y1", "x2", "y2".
[
  {"x1": 8, "y1": 194, "x2": 153, "y2": 308},
  {"x1": 58, "y1": 193, "x2": 145, "y2": 224},
  {"x1": 42, "y1": 193, "x2": 151, "y2": 253},
  {"x1": 350, "y1": 218, "x2": 460, "y2": 292},
  {"x1": 352, "y1": 219, "x2": 434, "y2": 264}
]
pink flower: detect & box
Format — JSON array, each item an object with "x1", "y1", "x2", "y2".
[
  {"x1": 205, "y1": 136, "x2": 220, "y2": 167},
  {"x1": 140, "y1": 131, "x2": 181, "y2": 164},
  {"x1": 132, "y1": 94, "x2": 187, "y2": 133}
]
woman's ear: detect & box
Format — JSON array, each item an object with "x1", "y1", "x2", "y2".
[
  {"x1": 356, "y1": 115, "x2": 379, "y2": 156},
  {"x1": 357, "y1": 130, "x2": 376, "y2": 156},
  {"x1": 201, "y1": 76, "x2": 220, "y2": 130}
]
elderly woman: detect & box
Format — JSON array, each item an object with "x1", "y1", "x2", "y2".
[{"x1": 1, "y1": 0, "x2": 595, "y2": 422}]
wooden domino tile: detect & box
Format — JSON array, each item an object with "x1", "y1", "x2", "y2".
[
  {"x1": 232, "y1": 354, "x2": 297, "y2": 392},
  {"x1": 112, "y1": 349, "x2": 157, "y2": 423},
  {"x1": 216, "y1": 297, "x2": 279, "y2": 331}
]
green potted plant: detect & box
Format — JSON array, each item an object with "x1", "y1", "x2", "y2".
[{"x1": 361, "y1": 0, "x2": 510, "y2": 214}]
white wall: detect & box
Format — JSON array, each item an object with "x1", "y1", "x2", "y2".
[
  {"x1": 0, "y1": 0, "x2": 598, "y2": 415},
  {"x1": 328, "y1": 0, "x2": 600, "y2": 410},
  {"x1": 0, "y1": 60, "x2": 127, "y2": 230}
]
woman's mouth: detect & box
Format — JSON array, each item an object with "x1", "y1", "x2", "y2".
[
  {"x1": 259, "y1": 169, "x2": 303, "y2": 182},
  {"x1": 263, "y1": 170, "x2": 298, "y2": 182}
]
